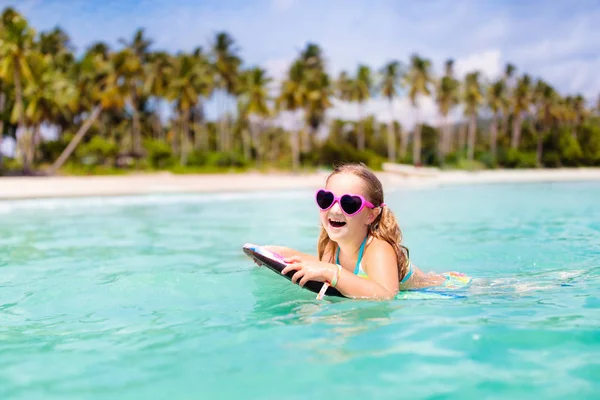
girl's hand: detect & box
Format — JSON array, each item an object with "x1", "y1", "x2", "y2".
[{"x1": 281, "y1": 256, "x2": 335, "y2": 287}]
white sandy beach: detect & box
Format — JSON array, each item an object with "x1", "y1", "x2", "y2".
[{"x1": 2, "y1": 167, "x2": 600, "y2": 200}]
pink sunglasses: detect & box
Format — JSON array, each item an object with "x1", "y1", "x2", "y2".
[{"x1": 315, "y1": 189, "x2": 385, "y2": 216}]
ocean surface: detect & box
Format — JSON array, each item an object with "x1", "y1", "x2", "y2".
[{"x1": 1, "y1": 181, "x2": 599, "y2": 399}]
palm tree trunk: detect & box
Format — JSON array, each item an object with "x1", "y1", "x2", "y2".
[
  {"x1": 291, "y1": 130, "x2": 300, "y2": 172},
  {"x1": 490, "y1": 113, "x2": 498, "y2": 164},
  {"x1": 31, "y1": 124, "x2": 41, "y2": 167},
  {"x1": 437, "y1": 115, "x2": 445, "y2": 165},
  {"x1": 444, "y1": 117, "x2": 452, "y2": 157},
  {"x1": 219, "y1": 90, "x2": 228, "y2": 152},
  {"x1": 152, "y1": 113, "x2": 162, "y2": 140},
  {"x1": 0, "y1": 92, "x2": 5, "y2": 170},
  {"x1": 301, "y1": 128, "x2": 310, "y2": 153},
  {"x1": 387, "y1": 102, "x2": 396, "y2": 162},
  {"x1": 511, "y1": 113, "x2": 522, "y2": 149},
  {"x1": 399, "y1": 129, "x2": 407, "y2": 160},
  {"x1": 196, "y1": 101, "x2": 208, "y2": 151},
  {"x1": 358, "y1": 102, "x2": 365, "y2": 151},
  {"x1": 458, "y1": 121, "x2": 467, "y2": 157},
  {"x1": 180, "y1": 108, "x2": 190, "y2": 166},
  {"x1": 467, "y1": 113, "x2": 477, "y2": 161},
  {"x1": 412, "y1": 107, "x2": 421, "y2": 165},
  {"x1": 536, "y1": 129, "x2": 544, "y2": 168},
  {"x1": 13, "y1": 67, "x2": 28, "y2": 171},
  {"x1": 130, "y1": 88, "x2": 141, "y2": 156},
  {"x1": 501, "y1": 112, "x2": 509, "y2": 143},
  {"x1": 49, "y1": 105, "x2": 103, "y2": 174},
  {"x1": 250, "y1": 122, "x2": 261, "y2": 168},
  {"x1": 242, "y1": 127, "x2": 251, "y2": 160}
]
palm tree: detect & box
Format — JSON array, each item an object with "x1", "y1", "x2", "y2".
[
  {"x1": 405, "y1": 54, "x2": 433, "y2": 165},
  {"x1": 116, "y1": 28, "x2": 152, "y2": 157},
  {"x1": 379, "y1": 60, "x2": 403, "y2": 161},
  {"x1": 511, "y1": 74, "x2": 532, "y2": 149},
  {"x1": 165, "y1": 50, "x2": 212, "y2": 165},
  {"x1": 335, "y1": 70, "x2": 353, "y2": 103},
  {"x1": 572, "y1": 94, "x2": 586, "y2": 137},
  {"x1": 500, "y1": 63, "x2": 516, "y2": 145},
  {"x1": 0, "y1": 7, "x2": 36, "y2": 171},
  {"x1": 238, "y1": 67, "x2": 272, "y2": 167},
  {"x1": 49, "y1": 44, "x2": 128, "y2": 174},
  {"x1": 486, "y1": 78, "x2": 507, "y2": 163},
  {"x1": 298, "y1": 43, "x2": 331, "y2": 152},
  {"x1": 353, "y1": 64, "x2": 372, "y2": 151},
  {"x1": 533, "y1": 80, "x2": 559, "y2": 167},
  {"x1": 143, "y1": 51, "x2": 173, "y2": 141},
  {"x1": 38, "y1": 26, "x2": 75, "y2": 72},
  {"x1": 111, "y1": 48, "x2": 144, "y2": 156},
  {"x1": 435, "y1": 59, "x2": 460, "y2": 163},
  {"x1": 463, "y1": 71, "x2": 484, "y2": 161},
  {"x1": 212, "y1": 32, "x2": 241, "y2": 152},
  {"x1": 276, "y1": 60, "x2": 306, "y2": 171},
  {"x1": 24, "y1": 53, "x2": 77, "y2": 166}
]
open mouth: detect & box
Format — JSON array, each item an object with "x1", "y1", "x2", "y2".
[{"x1": 329, "y1": 218, "x2": 347, "y2": 228}]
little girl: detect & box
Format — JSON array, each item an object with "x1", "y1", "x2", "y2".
[{"x1": 264, "y1": 162, "x2": 471, "y2": 300}]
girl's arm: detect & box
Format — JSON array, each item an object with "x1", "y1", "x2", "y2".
[
  {"x1": 327, "y1": 267, "x2": 398, "y2": 300},
  {"x1": 281, "y1": 241, "x2": 399, "y2": 300},
  {"x1": 324, "y1": 241, "x2": 399, "y2": 300}
]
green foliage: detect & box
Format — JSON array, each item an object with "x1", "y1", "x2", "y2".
[
  {"x1": 37, "y1": 135, "x2": 70, "y2": 164},
  {"x1": 317, "y1": 140, "x2": 385, "y2": 170},
  {"x1": 557, "y1": 129, "x2": 583, "y2": 166},
  {"x1": 499, "y1": 148, "x2": 537, "y2": 168},
  {"x1": 578, "y1": 123, "x2": 600, "y2": 166},
  {"x1": 187, "y1": 150, "x2": 249, "y2": 168},
  {"x1": 420, "y1": 124, "x2": 439, "y2": 166},
  {"x1": 75, "y1": 136, "x2": 119, "y2": 166},
  {"x1": 144, "y1": 139, "x2": 174, "y2": 169},
  {"x1": 453, "y1": 158, "x2": 487, "y2": 171},
  {"x1": 0, "y1": 157, "x2": 22, "y2": 175}
]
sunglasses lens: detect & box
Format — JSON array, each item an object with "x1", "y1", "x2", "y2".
[
  {"x1": 316, "y1": 190, "x2": 334, "y2": 210},
  {"x1": 340, "y1": 195, "x2": 363, "y2": 215}
]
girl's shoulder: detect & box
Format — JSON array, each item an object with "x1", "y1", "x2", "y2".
[
  {"x1": 362, "y1": 236, "x2": 400, "y2": 280},
  {"x1": 365, "y1": 235, "x2": 394, "y2": 251},
  {"x1": 363, "y1": 236, "x2": 396, "y2": 263}
]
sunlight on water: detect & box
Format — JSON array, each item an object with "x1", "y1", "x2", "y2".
[{"x1": 1, "y1": 181, "x2": 599, "y2": 399}]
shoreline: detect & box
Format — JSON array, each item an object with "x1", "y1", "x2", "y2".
[{"x1": 2, "y1": 168, "x2": 600, "y2": 200}]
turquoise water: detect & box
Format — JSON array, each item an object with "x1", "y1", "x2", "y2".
[{"x1": 1, "y1": 181, "x2": 599, "y2": 399}]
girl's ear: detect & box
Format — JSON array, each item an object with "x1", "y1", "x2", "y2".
[{"x1": 366, "y1": 207, "x2": 379, "y2": 225}]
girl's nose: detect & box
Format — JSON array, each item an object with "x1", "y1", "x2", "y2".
[{"x1": 330, "y1": 201, "x2": 343, "y2": 213}]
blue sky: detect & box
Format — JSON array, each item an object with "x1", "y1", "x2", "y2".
[{"x1": 1, "y1": 0, "x2": 600, "y2": 135}]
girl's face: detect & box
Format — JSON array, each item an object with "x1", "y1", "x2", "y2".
[{"x1": 318, "y1": 173, "x2": 378, "y2": 243}]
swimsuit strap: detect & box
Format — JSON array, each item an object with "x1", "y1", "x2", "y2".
[
  {"x1": 335, "y1": 235, "x2": 369, "y2": 275},
  {"x1": 336, "y1": 236, "x2": 414, "y2": 283},
  {"x1": 400, "y1": 261, "x2": 413, "y2": 284},
  {"x1": 399, "y1": 246, "x2": 413, "y2": 284}
]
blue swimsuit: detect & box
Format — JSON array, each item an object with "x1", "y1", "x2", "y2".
[{"x1": 335, "y1": 235, "x2": 414, "y2": 284}]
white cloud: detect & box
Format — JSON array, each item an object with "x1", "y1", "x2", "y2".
[
  {"x1": 271, "y1": 0, "x2": 296, "y2": 12},
  {"x1": 454, "y1": 50, "x2": 503, "y2": 81}
]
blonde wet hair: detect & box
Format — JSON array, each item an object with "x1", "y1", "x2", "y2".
[{"x1": 317, "y1": 162, "x2": 410, "y2": 281}]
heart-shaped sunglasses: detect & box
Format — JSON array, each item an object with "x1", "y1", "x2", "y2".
[{"x1": 315, "y1": 189, "x2": 385, "y2": 216}]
